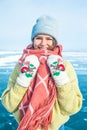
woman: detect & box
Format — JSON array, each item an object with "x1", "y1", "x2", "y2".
[{"x1": 1, "y1": 15, "x2": 82, "y2": 130}]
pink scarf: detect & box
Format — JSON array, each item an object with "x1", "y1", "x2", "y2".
[{"x1": 17, "y1": 44, "x2": 62, "y2": 130}]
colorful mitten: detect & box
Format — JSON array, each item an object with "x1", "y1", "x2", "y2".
[
  {"x1": 47, "y1": 54, "x2": 69, "y2": 86},
  {"x1": 17, "y1": 55, "x2": 40, "y2": 87}
]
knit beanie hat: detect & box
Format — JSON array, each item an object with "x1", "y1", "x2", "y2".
[{"x1": 31, "y1": 15, "x2": 59, "y2": 43}]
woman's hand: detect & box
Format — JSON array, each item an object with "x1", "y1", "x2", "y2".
[
  {"x1": 47, "y1": 54, "x2": 69, "y2": 86},
  {"x1": 17, "y1": 55, "x2": 40, "y2": 87}
]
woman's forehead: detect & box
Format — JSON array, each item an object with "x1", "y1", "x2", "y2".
[{"x1": 35, "y1": 34, "x2": 53, "y2": 38}]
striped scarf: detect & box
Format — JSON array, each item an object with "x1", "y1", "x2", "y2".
[{"x1": 17, "y1": 44, "x2": 62, "y2": 130}]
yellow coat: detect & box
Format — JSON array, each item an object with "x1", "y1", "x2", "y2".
[{"x1": 1, "y1": 60, "x2": 82, "y2": 130}]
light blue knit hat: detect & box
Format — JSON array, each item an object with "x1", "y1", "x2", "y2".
[{"x1": 31, "y1": 15, "x2": 59, "y2": 43}]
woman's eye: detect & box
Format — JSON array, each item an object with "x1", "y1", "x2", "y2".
[
  {"x1": 46, "y1": 37, "x2": 53, "y2": 41},
  {"x1": 47, "y1": 38, "x2": 53, "y2": 41}
]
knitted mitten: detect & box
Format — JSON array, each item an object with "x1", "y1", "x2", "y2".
[
  {"x1": 17, "y1": 55, "x2": 40, "y2": 87},
  {"x1": 47, "y1": 54, "x2": 69, "y2": 86}
]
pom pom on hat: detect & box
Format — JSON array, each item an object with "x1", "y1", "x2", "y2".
[{"x1": 31, "y1": 15, "x2": 59, "y2": 44}]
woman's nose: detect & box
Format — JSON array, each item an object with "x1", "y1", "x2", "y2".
[{"x1": 41, "y1": 38, "x2": 46, "y2": 45}]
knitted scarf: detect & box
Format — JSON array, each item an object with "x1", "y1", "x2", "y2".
[{"x1": 17, "y1": 44, "x2": 62, "y2": 130}]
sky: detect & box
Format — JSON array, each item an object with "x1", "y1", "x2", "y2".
[{"x1": 0, "y1": 0, "x2": 87, "y2": 51}]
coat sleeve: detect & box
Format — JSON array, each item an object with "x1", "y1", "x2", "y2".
[
  {"x1": 1, "y1": 63, "x2": 27, "y2": 113},
  {"x1": 56, "y1": 60, "x2": 83, "y2": 115}
]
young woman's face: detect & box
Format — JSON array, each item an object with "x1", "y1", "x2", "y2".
[{"x1": 33, "y1": 34, "x2": 57, "y2": 50}]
